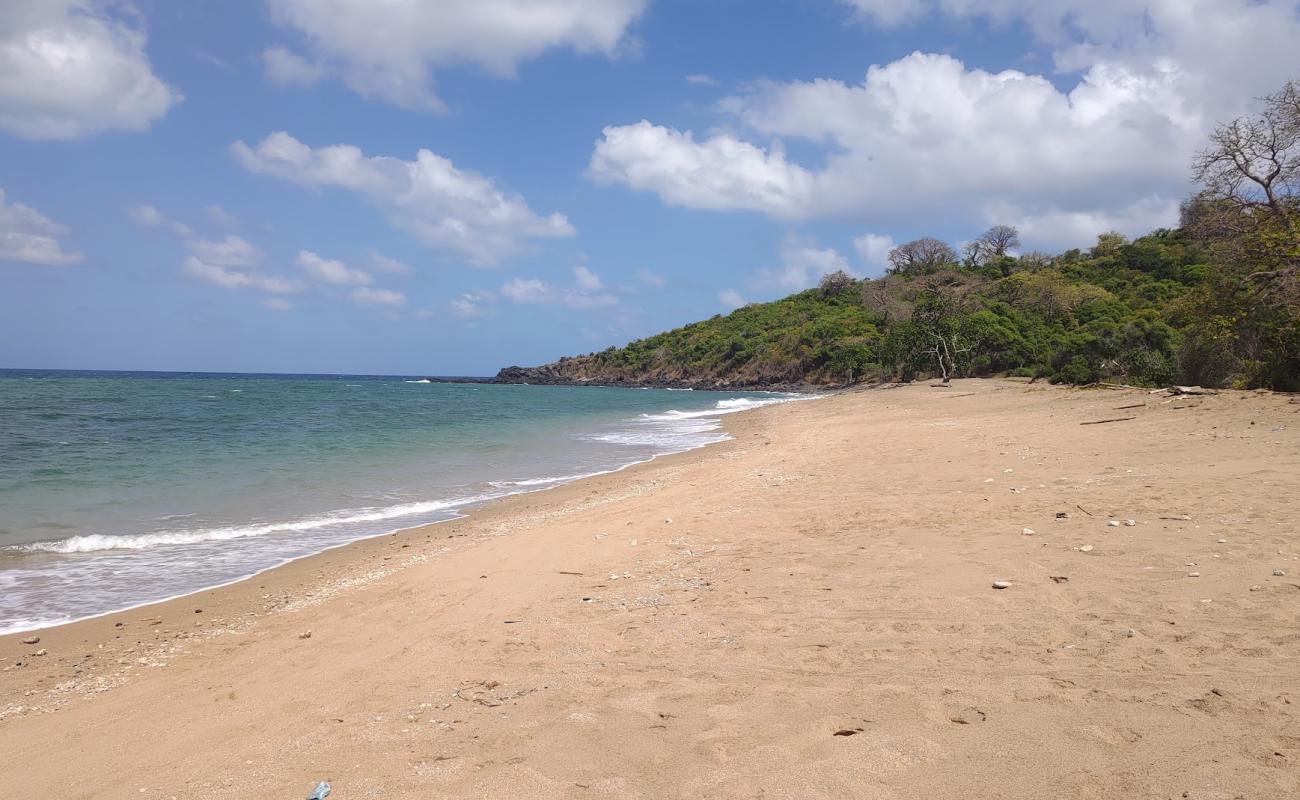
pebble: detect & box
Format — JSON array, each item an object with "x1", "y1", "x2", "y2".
[
  {"x1": 299, "y1": 630, "x2": 312, "y2": 640},
  {"x1": 1078, "y1": 545, "x2": 1094, "y2": 552},
  {"x1": 1187, "y1": 572, "x2": 1201, "y2": 577},
  {"x1": 1125, "y1": 628, "x2": 1137, "y2": 638},
  {"x1": 34, "y1": 649, "x2": 47, "y2": 656},
  {"x1": 992, "y1": 581, "x2": 1012, "y2": 589},
  {"x1": 20, "y1": 636, "x2": 39, "y2": 645},
  {"x1": 1107, "y1": 520, "x2": 1121, "y2": 527},
  {"x1": 1124, "y1": 519, "x2": 1136, "y2": 527},
  {"x1": 1217, "y1": 539, "x2": 1228, "y2": 544},
  {"x1": 1022, "y1": 527, "x2": 1035, "y2": 536},
  {"x1": 1273, "y1": 569, "x2": 1287, "y2": 577}
]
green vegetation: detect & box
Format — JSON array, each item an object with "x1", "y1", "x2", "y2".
[{"x1": 525, "y1": 78, "x2": 1300, "y2": 391}]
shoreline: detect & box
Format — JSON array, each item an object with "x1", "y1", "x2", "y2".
[
  {"x1": 0, "y1": 389, "x2": 811, "y2": 638},
  {"x1": 3, "y1": 379, "x2": 1297, "y2": 799},
  {"x1": 0, "y1": 393, "x2": 781, "y2": 683}
]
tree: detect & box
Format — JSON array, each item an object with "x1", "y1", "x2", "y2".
[
  {"x1": 887, "y1": 238, "x2": 958, "y2": 276},
  {"x1": 818, "y1": 270, "x2": 856, "y2": 296},
  {"x1": 1193, "y1": 79, "x2": 1299, "y2": 223},
  {"x1": 1181, "y1": 76, "x2": 1300, "y2": 389},
  {"x1": 963, "y1": 225, "x2": 1021, "y2": 272}
]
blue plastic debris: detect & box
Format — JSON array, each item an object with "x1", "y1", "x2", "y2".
[{"x1": 307, "y1": 781, "x2": 331, "y2": 799}]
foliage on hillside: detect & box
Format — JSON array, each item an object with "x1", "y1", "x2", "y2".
[{"x1": 503, "y1": 78, "x2": 1299, "y2": 392}]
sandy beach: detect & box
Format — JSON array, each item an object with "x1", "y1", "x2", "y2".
[{"x1": 2, "y1": 379, "x2": 1298, "y2": 799}]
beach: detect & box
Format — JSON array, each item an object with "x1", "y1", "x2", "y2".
[{"x1": 2, "y1": 378, "x2": 1298, "y2": 798}]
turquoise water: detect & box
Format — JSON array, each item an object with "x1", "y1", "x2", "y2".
[{"x1": 0, "y1": 370, "x2": 797, "y2": 634}]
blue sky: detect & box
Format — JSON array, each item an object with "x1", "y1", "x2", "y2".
[{"x1": 3, "y1": 0, "x2": 1299, "y2": 375}]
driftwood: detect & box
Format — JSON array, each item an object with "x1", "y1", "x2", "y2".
[
  {"x1": 1168, "y1": 385, "x2": 1220, "y2": 396},
  {"x1": 1114, "y1": 403, "x2": 1145, "y2": 410},
  {"x1": 1080, "y1": 417, "x2": 1137, "y2": 425}
]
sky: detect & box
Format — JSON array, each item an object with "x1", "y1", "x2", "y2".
[{"x1": 2, "y1": 0, "x2": 1299, "y2": 375}]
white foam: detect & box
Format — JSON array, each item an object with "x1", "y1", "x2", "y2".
[{"x1": 17, "y1": 492, "x2": 505, "y2": 555}]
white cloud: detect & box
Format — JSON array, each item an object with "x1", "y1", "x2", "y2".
[
  {"x1": 499, "y1": 269, "x2": 617, "y2": 309},
  {"x1": 263, "y1": 297, "x2": 293, "y2": 311},
  {"x1": 0, "y1": 187, "x2": 82, "y2": 266},
  {"x1": 180, "y1": 235, "x2": 301, "y2": 296},
  {"x1": 232, "y1": 131, "x2": 574, "y2": 265},
  {"x1": 264, "y1": 0, "x2": 647, "y2": 110},
  {"x1": 589, "y1": 121, "x2": 814, "y2": 218},
  {"x1": 296, "y1": 249, "x2": 372, "y2": 285},
  {"x1": 450, "y1": 290, "x2": 496, "y2": 319},
  {"x1": 126, "y1": 203, "x2": 191, "y2": 236},
  {"x1": 183, "y1": 256, "x2": 298, "y2": 294},
  {"x1": 853, "y1": 233, "x2": 896, "y2": 272},
  {"x1": 204, "y1": 205, "x2": 238, "y2": 228},
  {"x1": 369, "y1": 251, "x2": 412, "y2": 274},
  {"x1": 188, "y1": 235, "x2": 261, "y2": 269},
  {"x1": 593, "y1": 1, "x2": 1300, "y2": 250},
  {"x1": 635, "y1": 269, "x2": 666, "y2": 287},
  {"x1": 126, "y1": 204, "x2": 165, "y2": 228},
  {"x1": 1011, "y1": 196, "x2": 1181, "y2": 251},
  {"x1": 686, "y1": 73, "x2": 720, "y2": 86},
  {"x1": 753, "y1": 238, "x2": 856, "y2": 292},
  {"x1": 718, "y1": 289, "x2": 747, "y2": 309},
  {"x1": 573, "y1": 264, "x2": 603, "y2": 291},
  {"x1": 352, "y1": 286, "x2": 406, "y2": 307},
  {"x1": 262, "y1": 45, "x2": 325, "y2": 88},
  {"x1": 0, "y1": 0, "x2": 180, "y2": 139},
  {"x1": 500, "y1": 277, "x2": 552, "y2": 304}
]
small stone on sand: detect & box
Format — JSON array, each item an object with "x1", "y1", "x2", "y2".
[
  {"x1": 1022, "y1": 527, "x2": 1035, "y2": 536},
  {"x1": 1108, "y1": 520, "x2": 1121, "y2": 527},
  {"x1": 992, "y1": 581, "x2": 1012, "y2": 589},
  {"x1": 1273, "y1": 569, "x2": 1287, "y2": 577},
  {"x1": 1187, "y1": 571, "x2": 1200, "y2": 577},
  {"x1": 21, "y1": 636, "x2": 39, "y2": 645},
  {"x1": 1124, "y1": 519, "x2": 1136, "y2": 526},
  {"x1": 299, "y1": 630, "x2": 312, "y2": 639}
]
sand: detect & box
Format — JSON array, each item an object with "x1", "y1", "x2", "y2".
[{"x1": 2, "y1": 379, "x2": 1298, "y2": 799}]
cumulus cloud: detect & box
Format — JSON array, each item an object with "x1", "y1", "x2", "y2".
[
  {"x1": 188, "y1": 234, "x2": 261, "y2": 269},
  {"x1": 369, "y1": 251, "x2": 412, "y2": 274},
  {"x1": 752, "y1": 237, "x2": 856, "y2": 292},
  {"x1": 204, "y1": 205, "x2": 239, "y2": 228},
  {"x1": 352, "y1": 286, "x2": 406, "y2": 307},
  {"x1": 0, "y1": 188, "x2": 83, "y2": 266},
  {"x1": 261, "y1": 45, "x2": 325, "y2": 88},
  {"x1": 180, "y1": 235, "x2": 301, "y2": 295},
  {"x1": 500, "y1": 267, "x2": 618, "y2": 309},
  {"x1": 588, "y1": 121, "x2": 814, "y2": 218},
  {"x1": 635, "y1": 269, "x2": 666, "y2": 288},
  {"x1": 264, "y1": 0, "x2": 647, "y2": 110},
  {"x1": 126, "y1": 203, "x2": 192, "y2": 237},
  {"x1": 296, "y1": 249, "x2": 372, "y2": 285},
  {"x1": 573, "y1": 264, "x2": 603, "y2": 291},
  {"x1": 450, "y1": 290, "x2": 496, "y2": 320},
  {"x1": 592, "y1": 0, "x2": 1300, "y2": 250},
  {"x1": 232, "y1": 131, "x2": 575, "y2": 265},
  {"x1": 500, "y1": 277, "x2": 552, "y2": 304},
  {"x1": 183, "y1": 256, "x2": 298, "y2": 294},
  {"x1": 718, "y1": 289, "x2": 747, "y2": 309},
  {"x1": 686, "y1": 73, "x2": 720, "y2": 86},
  {"x1": 853, "y1": 233, "x2": 896, "y2": 273},
  {"x1": 0, "y1": 0, "x2": 180, "y2": 139}
]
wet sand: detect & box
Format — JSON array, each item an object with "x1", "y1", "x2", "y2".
[{"x1": 2, "y1": 379, "x2": 1298, "y2": 799}]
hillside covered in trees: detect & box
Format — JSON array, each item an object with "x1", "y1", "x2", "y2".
[{"x1": 497, "y1": 80, "x2": 1300, "y2": 392}]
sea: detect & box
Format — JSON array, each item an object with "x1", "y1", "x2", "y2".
[{"x1": 0, "y1": 369, "x2": 801, "y2": 635}]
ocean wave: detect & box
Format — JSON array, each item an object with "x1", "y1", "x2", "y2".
[
  {"x1": 14, "y1": 492, "x2": 504, "y2": 555},
  {"x1": 490, "y1": 470, "x2": 607, "y2": 488}
]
